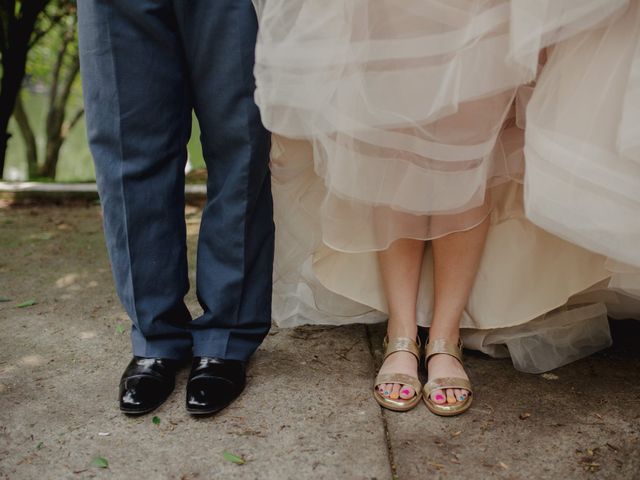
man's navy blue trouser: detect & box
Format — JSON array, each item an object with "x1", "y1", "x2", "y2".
[{"x1": 77, "y1": 0, "x2": 274, "y2": 361}]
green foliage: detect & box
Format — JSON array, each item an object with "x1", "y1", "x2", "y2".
[
  {"x1": 26, "y1": 0, "x2": 79, "y2": 98},
  {"x1": 26, "y1": 1, "x2": 79, "y2": 91}
]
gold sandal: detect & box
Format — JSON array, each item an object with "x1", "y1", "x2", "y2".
[
  {"x1": 373, "y1": 337, "x2": 422, "y2": 412},
  {"x1": 423, "y1": 338, "x2": 473, "y2": 416}
]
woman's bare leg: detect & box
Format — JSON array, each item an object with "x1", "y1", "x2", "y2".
[
  {"x1": 428, "y1": 216, "x2": 490, "y2": 405},
  {"x1": 377, "y1": 239, "x2": 424, "y2": 400}
]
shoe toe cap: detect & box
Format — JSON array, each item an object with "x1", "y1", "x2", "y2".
[
  {"x1": 186, "y1": 377, "x2": 243, "y2": 412},
  {"x1": 119, "y1": 376, "x2": 173, "y2": 411}
]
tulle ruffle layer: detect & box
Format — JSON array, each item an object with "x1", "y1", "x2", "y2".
[
  {"x1": 254, "y1": 0, "x2": 630, "y2": 250},
  {"x1": 253, "y1": 0, "x2": 640, "y2": 372},
  {"x1": 524, "y1": 0, "x2": 640, "y2": 267}
]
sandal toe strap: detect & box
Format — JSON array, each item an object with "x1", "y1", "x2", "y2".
[
  {"x1": 375, "y1": 373, "x2": 422, "y2": 393},
  {"x1": 423, "y1": 377, "x2": 472, "y2": 395}
]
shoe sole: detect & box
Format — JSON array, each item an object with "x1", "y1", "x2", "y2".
[
  {"x1": 423, "y1": 395, "x2": 473, "y2": 416},
  {"x1": 186, "y1": 407, "x2": 226, "y2": 416},
  {"x1": 186, "y1": 398, "x2": 234, "y2": 416},
  {"x1": 186, "y1": 390, "x2": 244, "y2": 417},
  {"x1": 120, "y1": 405, "x2": 162, "y2": 416},
  {"x1": 373, "y1": 390, "x2": 422, "y2": 412}
]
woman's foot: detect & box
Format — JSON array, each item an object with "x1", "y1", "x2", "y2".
[
  {"x1": 376, "y1": 349, "x2": 419, "y2": 400},
  {"x1": 426, "y1": 351, "x2": 469, "y2": 405}
]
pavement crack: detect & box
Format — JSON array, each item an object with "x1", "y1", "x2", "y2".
[{"x1": 365, "y1": 324, "x2": 400, "y2": 480}]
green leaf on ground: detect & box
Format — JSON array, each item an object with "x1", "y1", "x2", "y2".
[
  {"x1": 115, "y1": 324, "x2": 125, "y2": 334},
  {"x1": 36, "y1": 442, "x2": 44, "y2": 450},
  {"x1": 223, "y1": 452, "x2": 245, "y2": 465},
  {"x1": 152, "y1": 416, "x2": 161, "y2": 425},
  {"x1": 32, "y1": 232, "x2": 54, "y2": 241},
  {"x1": 91, "y1": 456, "x2": 109, "y2": 469},
  {"x1": 0, "y1": 298, "x2": 11, "y2": 302},
  {"x1": 17, "y1": 299, "x2": 37, "y2": 308}
]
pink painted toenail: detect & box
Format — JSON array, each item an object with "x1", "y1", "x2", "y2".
[
  {"x1": 435, "y1": 394, "x2": 444, "y2": 401},
  {"x1": 402, "y1": 389, "x2": 410, "y2": 395}
]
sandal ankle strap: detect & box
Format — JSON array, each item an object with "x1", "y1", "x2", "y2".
[
  {"x1": 382, "y1": 336, "x2": 421, "y2": 362},
  {"x1": 425, "y1": 338, "x2": 463, "y2": 363}
]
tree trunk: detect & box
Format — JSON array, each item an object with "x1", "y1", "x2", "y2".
[
  {"x1": 40, "y1": 137, "x2": 63, "y2": 178},
  {"x1": 39, "y1": 50, "x2": 80, "y2": 180},
  {"x1": 0, "y1": 42, "x2": 30, "y2": 178},
  {"x1": 12, "y1": 94, "x2": 38, "y2": 178},
  {"x1": 0, "y1": 0, "x2": 51, "y2": 178}
]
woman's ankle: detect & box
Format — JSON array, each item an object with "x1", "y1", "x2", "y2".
[
  {"x1": 387, "y1": 322, "x2": 418, "y2": 340},
  {"x1": 428, "y1": 321, "x2": 461, "y2": 344}
]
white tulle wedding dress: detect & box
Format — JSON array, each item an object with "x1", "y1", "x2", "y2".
[{"x1": 251, "y1": 0, "x2": 640, "y2": 373}]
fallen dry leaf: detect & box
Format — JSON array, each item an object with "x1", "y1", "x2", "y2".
[{"x1": 583, "y1": 463, "x2": 601, "y2": 472}]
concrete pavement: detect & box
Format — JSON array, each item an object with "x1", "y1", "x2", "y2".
[{"x1": 1, "y1": 204, "x2": 638, "y2": 479}]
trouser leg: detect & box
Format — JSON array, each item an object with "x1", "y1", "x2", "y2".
[
  {"x1": 78, "y1": 0, "x2": 193, "y2": 359},
  {"x1": 175, "y1": 0, "x2": 274, "y2": 361}
]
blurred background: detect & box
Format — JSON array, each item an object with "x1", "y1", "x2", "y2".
[{"x1": 0, "y1": 0, "x2": 205, "y2": 183}]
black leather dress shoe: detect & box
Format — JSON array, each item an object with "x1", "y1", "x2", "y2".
[
  {"x1": 119, "y1": 357, "x2": 181, "y2": 415},
  {"x1": 186, "y1": 357, "x2": 246, "y2": 416}
]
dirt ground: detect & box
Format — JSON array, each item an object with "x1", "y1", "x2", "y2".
[{"x1": 1, "y1": 203, "x2": 639, "y2": 479}]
